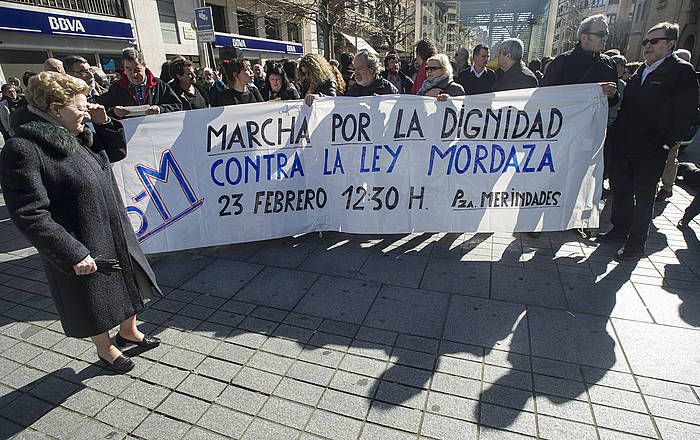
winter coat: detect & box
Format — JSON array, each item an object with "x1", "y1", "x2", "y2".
[
  {"x1": 0, "y1": 106, "x2": 161, "y2": 338},
  {"x1": 541, "y1": 43, "x2": 619, "y2": 105},
  {"x1": 381, "y1": 70, "x2": 414, "y2": 94},
  {"x1": 97, "y1": 68, "x2": 182, "y2": 117},
  {"x1": 416, "y1": 76, "x2": 465, "y2": 97},
  {"x1": 347, "y1": 77, "x2": 398, "y2": 96},
  {"x1": 216, "y1": 85, "x2": 264, "y2": 106},
  {"x1": 262, "y1": 84, "x2": 301, "y2": 101},
  {"x1": 612, "y1": 54, "x2": 699, "y2": 156},
  {"x1": 494, "y1": 63, "x2": 539, "y2": 91},
  {"x1": 169, "y1": 81, "x2": 209, "y2": 110}
]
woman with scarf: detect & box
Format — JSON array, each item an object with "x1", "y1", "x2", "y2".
[
  {"x1": 0, "y1": 72, "x2": 162, "y2": 374},
  {"x1": 416, "y1": 54, "x2": 465, "y2": 99}
]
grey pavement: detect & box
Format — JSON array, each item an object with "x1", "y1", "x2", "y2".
[{"x1": 0, "y1": 142, "x2": 699, "y2": 439}]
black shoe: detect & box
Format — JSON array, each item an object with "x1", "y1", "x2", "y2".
[
  {"x1": 595, "y1": 229, "x2": 627, "y2": 243},
  {"x1": 115, "y1": 333, "x2": 161, "y2": 349},
  {"x1": 99, "y1": 354, "x2": 134, "y2": 373},
  {"x1": 678, "y1": 218, "x2": 691, "y2": 229},
  {"x1": 616, "y1": 245, "x2": 645, "y2": 261},
  {"x1": 656, "y1": 188, "x2": 673, "y2": 201}
]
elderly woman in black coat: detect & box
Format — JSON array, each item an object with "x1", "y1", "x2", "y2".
[{"x1": 0, "y1": 72, "x2": 161, "y2": 373}]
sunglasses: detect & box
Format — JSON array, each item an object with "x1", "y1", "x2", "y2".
[
  {"x1": 585, "y1": 31, "x2": 609, "y2": 38},
  {"x1": 425, "y1": 66, "x2": 443, "y2": 72},
  {"x1": 642, "y1": 37, "x2": 673, "y2": 46}
]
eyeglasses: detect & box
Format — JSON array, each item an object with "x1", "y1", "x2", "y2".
[
  {"x1": 425, "y1": 66, "x2": 443, "y2": 72},
  {"x1": 642, "y1": 37, "x2": 673, "y2": 46},
  {"x1": 585, "y1": 31, "x2": 609, "y2": 38}
]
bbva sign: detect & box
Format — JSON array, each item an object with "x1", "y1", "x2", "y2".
[{"x1": 48, "y1": 16, "x2": 86, "y2": 33}]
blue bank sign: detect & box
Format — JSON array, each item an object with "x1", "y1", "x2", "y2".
[
  {"x1": 0, "y1": 6, "x2": 133, "y2": 41},
  {"x1": 215, "y1": 33, "x2": 303, "y2": 55}
]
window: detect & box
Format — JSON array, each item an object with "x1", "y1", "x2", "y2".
[
  {"x1": 265, "y1": 17, "x2": 280, "y2": 40},
  {"x1": 287, "y1": 22, "x2": 300, "y2": 43},
  {"x1": 157, "y1": 0, "x2": 179, "y2": 44},
  {"x1": 207, "y1": 3, "x2": 227, "y2": 33},
  {"x1": 237, "y1": 10, "x2": 256, "y2": 37}
]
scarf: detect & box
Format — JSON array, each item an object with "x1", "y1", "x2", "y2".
[{"x1": 417, "y1": 75, "x2": 451, "y2": 96}]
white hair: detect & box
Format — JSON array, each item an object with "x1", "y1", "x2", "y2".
[
  {"x1": 577, "y1": 14, "x2": 608, "y2": 40},
  {"x1": 499, "y1": 38, "x2": 524, "y2": 62},
  {"x1": 675, "y1": 49, "x2": 691, "y2": 62}
]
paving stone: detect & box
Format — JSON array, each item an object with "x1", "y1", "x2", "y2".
[
  {"x1": 538, "y1": 415, "x2": 598, "y2": 440},
  {"x1": 420, "y1": 258, "x2": 490, "y2": 297},
  {"x1": 241, "y1": 418, "x2": 299, "y2": 440},
  {"x1": 329, "y1": 370, "x2": 378, "y2": 397},
  {"x1": 210, "y1": 341, "x2": 254, "y2": 364},
  {"x1": 356, "y1": 327, "x2": 398, "y2": 346},
  {"x1": 234, "y1": 267, "x2": 318, "y2": 310},
  {"x1": 480, "y1": 382, "x2": 534, "y2": 411},
  {"x1": 273, "y1": 377, "x2": 324, "y2": 406},
  {"x1": 160, "y1": 347, "x2": 206, "y2": 371},
  {"x1": 443, "y1": 296, "x2": 530, "y2": 354},
  {"x1": 339, "y1": 354, "x2": 387, "y2": 378},
  {"x1": 483, "y1": 364, "x2": 532, "y2": 391},
  {"x1": 348, "y1": 340, "x2": 393, "y2": 361},
  {"x1": 61, "y1": 387, "x2": 113, "y2": 416},
  {"x1": 479, "y1": 403, "x2": 537, "y2": 437},
  {"x1": 298, "y1": 345, "x2": 345, "y2": 368},
  {"x1": 364, "y1": 286, "x2": 449, "y2": 338},
  {"x1": 636, "y1": 376, "x2": 698, "y2": 403},
  {"x1": 271, "y1": 324, "x2": 315, "y2": 344},
  {"x1": 645, "y1": 395, "x2": 700, "y2": 425},
  {"x1": 0, "y1": 392, "x2": 54, "y2": 427},
  {"x1": 249, "y1": 306, "x2": 288, "y2": 322},
  {"x1": 283, "y1": 313, "x2": 323, "y2": 330},
  {"x1": 286, "y1": 360, "x2": 335, "y2": 387},
  {"x1": 361, "y1": 423, "x2": 416, "y2": 440},
  {"x1": 562, "y1": 276, "x2": 652, "y2": 321},
  {"x1": 592, "y1": 404, "x2": 657, "y2": 438},
  {"x1": 435, "y1": 355, "x2": 481, "y2": 380},
  {"x1": 29, "y1": 405, "x2": 85, "y2": 439},
  {"x1": 425, "y1": 391, "x2": 479, "y2": 422},
  {"x1": 294, "y1": 275, "x2": 380, "y2": 324},
  {"x1": 382, "y1": 363, "x2": 432, "y2": 389},
  {"x1": 356, "y1": 252, "x2": 428, "y2": 288},
  {"x1": 492, "y1": 267, "x2": 567, "y2": 308},
  {"x1": 151, "y1": 254, "x2": 215, "y2": 288},
  {"x1": 2, "y1": 366, "x2": 46, "y2": 391},
  {"x1": 195, "y1": 357, "x2": 241, "y2": 382},
  {"x1": 96, "y1": 398, "x2": 150, "y2": 432},
  {"x1": 182, "y1": 427, "x2": 229, "y2": 440},
  {"x1": 420, "y1": 412, "x2": 478, "y2": 440},
  {"x1": 26, "y1": 329, "x2": 64, "y2": 349},
  {"x1": 71, "y1": 418, "x2": 125, "y2": 440},
  {"x1": 119, "y1": 380, "x2": 169, "y2": 409},
  {"x1": 318, "y1": 388, "x2": 371, "y2": 419},
  {"x1": 176, "y1": 374, "x2": 226, "y2": 402},
  {"x1": 635, "y1": 284, "x2": 700, "y2": 328},
  {"x1": 237, "y1": 316, "x2": 278, "y2": 334},
  {"x1": 259, "y1": 396, "x2": 314, "y2": 429},
  {"x1": 133, "y1": 413, "x2": 190, "y2": 440},
  {"x1": 390, "y1": 347, "x2": 436, "y2": 370},
  {"x1": 27, "y1": 375, "x2": 81, "y2": 404},
  {"x1": 581, "y1": 366, "x2": 637, "y2": 392},
  {"x1": 533, "y1": 374, "x2": 586, "y2": 400},
  {"x1": 260, "y1": 337, "x2": 304, "y2": 358},
  {"x1": 231, "y1": 366, "x2": 281, "y2": 394},
  {"x1": 587, "y1": 384, "x2": 647, "y2": 412},
  {"x1": 26, "y1": 351, "x2": 71, "y2": 373},
  {"x1": 299, "y1": 245, "x2": 369, "y2": 278},
  {"x1": 655, "y1": 418, "x2": 700, "y2": 440},
  {"x1": 305, "y1": 410, "x2": 363, "y2": 440},
  {"x1": 217, "y1": 385, "x2": 268, "y2": 414},
  {"x1": 374, "y1": 381, "x2": 427, "y2": 409},
  {"x1": 141, "y1": 363, "x2": 190, "y2": 389},
  {"x1": 196, "y1": 404, "x2": 253, "y2": 437},
  {"x1": 597, "y1": 428, "x2": 655, "y2": 440},
  {"x1": 178, "y1": 334, "x2": 220, "y2": 355},
  {"x1": 478, "y1": 427, "x2": 536, "y2": 440},
  {"x1": 430, "y1": 372, "x2": 480, "y2": 399},
  {"x1": 367, "y1": 402, "x2": 422, "y2": 432},
  {"x1": 535, "y1": 394, "x2": 595, "y2": 424},
  {"x1": 156, "y1": 391, "x2": 209, "y2": 424},
  {"x1": 248, "y1": 351, "x2": 294, "y2": 375},
  {"x1": 307, "y1": 332, "x2": 352, "y2": 353},
  {"x1": 318, "y1": 320, "x2": 360, "y2": 338},
  {"x1": 2, "y1": 341, "x2": 44, "y2": 364}
]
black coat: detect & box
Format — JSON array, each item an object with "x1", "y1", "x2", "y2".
[
  {"x1": 97, "y1": 68, "x2": 182, "y2": 117},
  {"x1": 613, "y1": 54, "x2": 699, "y2": 156},
  {"x1": 347, "y1": 77, "x2": 398, "y2": 96},
  {"x1": 541, "y1": 43, "x2": 619, "y2": 105},
  {"x1": 457, "y1": 68, "x2": 497, "y2": 95},
  {"x1": 494, "y1": 63, "x2": 539, "y2": 91},
  {"x1": 0, "y1": 107, "x2": 161, "y2": 337},
  {"x1": 381, "y1": 70, "x2": 414, "y2": 94},
  {"x1": 262, "y1": 84, "x2": 301, "y2": 101}
]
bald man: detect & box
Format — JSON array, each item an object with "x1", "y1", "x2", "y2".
[{"x1": 43, "y1": 58, "x2": 65, "y2": 74}]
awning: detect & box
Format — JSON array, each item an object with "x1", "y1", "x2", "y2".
[{"x1": 340, "y1": 32, "x2": 378, "y2": 55}]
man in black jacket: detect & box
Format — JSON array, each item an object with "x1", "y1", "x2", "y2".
[
  {"x1": 98, "y1": 48, "x2": 182, "y2": 118},
  {"x1": 381, "y1": 53, "x2": 413, "y2": 94},
  {"x1": 457, "y1": 44, "x2": 496, "y2": 95},
  {"x1": 347, "y1": 50, "x2": 398, "y2": 97},
  {"x1": 599, "y1": 22, "x2": 699, "y2": 260},
  {"x1": 541, "y1": 14, "x2": 618, "y2": 103},
  {"x1": 494, "y1": 38, "x2": 538, "y2": 91}
]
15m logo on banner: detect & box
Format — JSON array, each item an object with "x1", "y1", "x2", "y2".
[{"x1": 125, "y1": 149, "x2": 204, "y2": 242}]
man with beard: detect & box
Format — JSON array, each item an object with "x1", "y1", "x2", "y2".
[
  {"x1": 381, "y1": 53, "x2": 413, "y2": 94},
  {"x1": 346, "y1": 50, "x2": 398, "y2": 97},
  {"x1": 600, "y1": 22, "x2": 698, "y2": 260}
]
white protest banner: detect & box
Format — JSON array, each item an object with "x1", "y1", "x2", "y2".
[{"x1": 115, "y1": 84, "x2": 607, "y2": 254}]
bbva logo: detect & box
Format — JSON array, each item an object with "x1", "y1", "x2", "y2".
[{"x1": 48, "y1": 16, "x2": 86, "y2": 33}]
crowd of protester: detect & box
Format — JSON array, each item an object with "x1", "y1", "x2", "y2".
[{"x1": 0, "y1": 12, "x2": 699, "y2": 373}]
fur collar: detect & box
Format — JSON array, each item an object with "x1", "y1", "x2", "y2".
[{"x1": 13, "y1": 105, "x2": 92, "y2": 156}]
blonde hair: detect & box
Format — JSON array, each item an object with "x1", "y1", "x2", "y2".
[
  {"x1": 330, "y1": 64, "x2": 346, "y2": 95},
  {"x1": 298, "y1": 53, "x2": 336, "y2": 96},
  {"x1": 427, "y1": 54, "x2": 454, "y2": 79},
  {"x1": 26, "y1": 71, "x2": 89, "y2": 111}
]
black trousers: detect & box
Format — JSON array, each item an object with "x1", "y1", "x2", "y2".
[{"x1": 609, "y1": 149, "x2": 667, "y2": 248}]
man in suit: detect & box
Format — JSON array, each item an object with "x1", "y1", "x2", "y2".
[{"x1": 599, "y1": 22, "x2": 699, "y2": 260}]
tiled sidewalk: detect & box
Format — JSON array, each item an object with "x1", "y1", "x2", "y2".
[{"x1": 0, "y1": 179, "x2": 699, "y2": 439}]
